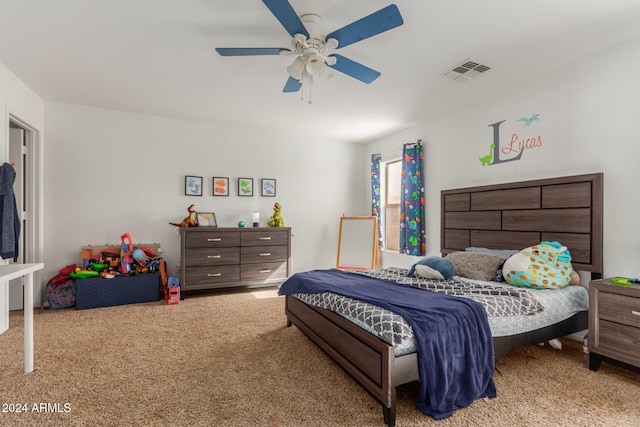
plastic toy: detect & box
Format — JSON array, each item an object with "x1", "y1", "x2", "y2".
[
  {"x1": 168, "y1": 274, "x2": 180, "y2": 304},
  {"x1": 120, "y1": 232, "x2": 134, "y2": 274},
  {"x1": 611, "y1": 277, "x2": 638, "y2": 286},
  {"x1": 169, "y1": 204, "x2": 198, "y2": 227},
  {"x1": 70, "y1": 268, "x2": 100, "y2": 279},
  {"x1": 267, "y1": 202, "x2": 285, "y2": 227},
  {"x1": 131, "y1": 248, "x2": 148, "y2": 265}
]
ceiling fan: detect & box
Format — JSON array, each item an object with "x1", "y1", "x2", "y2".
[{"x1": 215, "y1": 0, "x2": 404, "y2": 93}]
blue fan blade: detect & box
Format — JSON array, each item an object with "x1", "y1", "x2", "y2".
[
  {"x1": 215, "y1": 48, "x2": 288, "y2": 56},
  {"x1": 328, "y1": 54, "x2": 381, "y2": 84},
  {"x1": 262, "y1": 0, "x2": 309, "y2": 38},
  {"x1": 283, "y1": 76, "x2": 302, "y2": 92},
  {"x1": 326, "y1": 4, "x2": 403, "y2": 49}
]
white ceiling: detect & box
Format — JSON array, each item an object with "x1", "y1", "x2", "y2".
[{"x1": 1, "y1": 0, "x2": 640, "y2": 143}]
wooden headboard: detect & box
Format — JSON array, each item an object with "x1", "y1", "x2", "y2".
[{"x1": 441, "y1": 173, "x2": 603, "y2": 274}]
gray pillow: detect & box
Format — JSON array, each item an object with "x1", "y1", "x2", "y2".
[
  {"x1": 445, "y1": 251, "x2": 504, "y2": 282},
  {"x1": 465, "y1": 247, "x2": 519, "y2": 259}
]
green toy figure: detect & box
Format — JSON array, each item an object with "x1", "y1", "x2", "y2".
[{"x1": 267, "y1": 202, "x2": 285, "y2": 227}]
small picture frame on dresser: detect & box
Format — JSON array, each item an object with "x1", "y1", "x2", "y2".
[{"x1": 196, "y1": 212, "x2": 217, "y2": 227}]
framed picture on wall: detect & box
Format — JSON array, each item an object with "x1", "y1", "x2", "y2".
[
  {"x1": 261, "y1": 178, "x2": 276, "y2": 197},
  {"x1": 185, "y1": 176, "x2": 203, "y2": 196},
  {"x1": 212, "y1": 177, "x2": 229, "y2": 196},
  {"x1": 238, "y1": 178, "x2": 253, "y2": 196}
]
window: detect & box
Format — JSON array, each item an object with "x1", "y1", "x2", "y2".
[{"x1": 384, "y1": 160, "x2": 401, "y2": 251}]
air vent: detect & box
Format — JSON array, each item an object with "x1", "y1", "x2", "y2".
[{"x1": 443, "y1": 59, "x2": 492, "y2": 81}]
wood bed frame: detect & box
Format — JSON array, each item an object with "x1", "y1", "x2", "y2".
[{"x1": 284, "y1": 173, "x2": 603, "y2": 426}]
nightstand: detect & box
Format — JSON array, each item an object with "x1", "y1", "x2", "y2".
[{"x1": 588, "y1": 278, "x2": 640, "y2": 372}]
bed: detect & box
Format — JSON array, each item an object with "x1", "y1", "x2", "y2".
[{"x1": 281, "y1": 173, "x2": 603, "y2": 426}]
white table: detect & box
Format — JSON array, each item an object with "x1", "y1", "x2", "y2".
[{"x1": 0, "y1": 263, "x2": 44, "y2": 373}]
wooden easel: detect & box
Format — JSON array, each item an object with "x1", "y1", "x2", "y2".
[{"x1": 336, "y1": 216, "x2": 381, "y2": 270}]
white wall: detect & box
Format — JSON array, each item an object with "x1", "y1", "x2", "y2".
[
  {"x1": 43, "y1": 103, "x2": 367, "y2": 302},
  {"x1": 367, "y1": 35, "x2": 640, "y2": 278}
]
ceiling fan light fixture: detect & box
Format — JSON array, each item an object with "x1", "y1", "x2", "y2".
[
  {"x1": 287, "y1": 56, "x2": 306, "y2": 80},
  {"x1": 305, "y1": 53, "x2": 325, "y2": 75}
]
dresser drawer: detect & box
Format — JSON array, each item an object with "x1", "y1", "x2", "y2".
[
  {"x1": 598, "y1": 291, "x2": 640, "y2": 328},
  {"x1": 241, "y1": 262, "x2": 288, "y2": 283},
  {"x1": 185, "y1": 231, "x2": 240, "y2": 248},
  {"x1": 241, "y1": 230, "x2": 289, "y2": 246},
  {"x1": 184, "y1": 265, "x2": 240, "y2": 287},
  {"x1": 185, "y1": 247, "x2": 240, "y2": 267},
  {"x1": 241, "y1": 245, "x2": 288, "y2": 264}
]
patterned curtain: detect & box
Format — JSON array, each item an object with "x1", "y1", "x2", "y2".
[
  {"x1": 400, "y1": 141, "x2": 425, "y2": 255},
  {"x1": 370, "y1": 154, "x2": 383, "y2": 248}
]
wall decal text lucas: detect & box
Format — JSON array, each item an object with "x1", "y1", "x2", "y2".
[{"x1": 480, "y1": 114, "x2": 543, "y2": 166}]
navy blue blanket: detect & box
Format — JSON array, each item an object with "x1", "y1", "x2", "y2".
[{"x1": 278, "y1": 269, "x2": 496, "y2": 420}]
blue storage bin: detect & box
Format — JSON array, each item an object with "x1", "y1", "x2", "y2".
[{"x1": 75, "y1": 273, "x2": 160, "y2": 310}]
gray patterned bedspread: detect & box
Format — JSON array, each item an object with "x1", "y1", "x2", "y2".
[
  {"x1": 292, "y1": 267, "x2": 545, "y2": 355},
  {"x1": 359, "y1": 267, "x2": 543, "y2": 316}
]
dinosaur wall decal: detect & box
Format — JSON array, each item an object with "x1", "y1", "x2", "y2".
[
  {"x1": 479, "y1": 143, "x2": 495, "y2": 166},
  {"x1": 517, "y1": 113, "x2": 540, "y2": 127}
]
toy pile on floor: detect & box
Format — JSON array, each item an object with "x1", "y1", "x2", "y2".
[
  {"x1": 76, "y1": 233, "x2": 166, "y2": 281},
  {"x1": 45, "y1": 233, "x2": 169, "y2": 310}
]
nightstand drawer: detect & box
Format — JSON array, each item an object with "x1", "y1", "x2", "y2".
[
  {"x1": 598, "y1": 319, "x2": 640, "y2": 363},
  {"x1": 598, "y1": 291, "x2": 640, "y2": 328}
]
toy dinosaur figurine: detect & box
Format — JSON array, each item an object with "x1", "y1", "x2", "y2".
[
  {"x1": 267, "y1": 202, "x2": 285, "y2": 227},
  {"x1": 170, "y1": 204, "x2": 198, "y2": 227}
]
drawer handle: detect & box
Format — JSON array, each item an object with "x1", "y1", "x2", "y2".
[
  {"x1": 207, "y1": 238, "x2": 222, "y2": 242},
  {"x1": 633, "y1": 310, "x2": 640, "y2": 317},
  {"x1": 258, "y1": 237, "x2": 272, "y2": 240},
  {"x1": 207, "y1": 255, "x2": 221, "y2": 259},
  {"x1": 259, "y1": 253, "x2": 271, "y2": 257},
  {"x1": 259, "y1": 269, "x2": 272, "y2": 273},
  {"x1": 207, "y1": 273, "x2": 222, "y2": 277}
]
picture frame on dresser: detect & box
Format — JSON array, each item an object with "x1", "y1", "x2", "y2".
[{"x1": 195, "y1": 212, "x2": 217, "y2": 227}]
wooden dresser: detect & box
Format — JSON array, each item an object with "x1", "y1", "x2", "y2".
[
  {"x1": 179, "y1": 227, "x2": 291, "y2": 293},
  {"x1": 588, "y1": 278, "x2": 640, "y2": 372}
]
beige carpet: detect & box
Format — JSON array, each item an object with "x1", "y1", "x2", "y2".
[{"x1": 1, "y1": 287, "x2": 639, "y2": 427}]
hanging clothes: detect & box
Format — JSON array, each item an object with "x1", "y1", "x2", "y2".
[{"x1": 0, "y1": 162, "x2": 20, "y2": 261}]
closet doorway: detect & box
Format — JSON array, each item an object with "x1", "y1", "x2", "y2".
[{"x1": 8, "y1": 118, "x2": 39, "y2": 310}]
